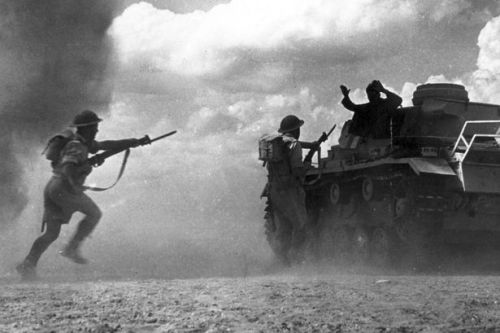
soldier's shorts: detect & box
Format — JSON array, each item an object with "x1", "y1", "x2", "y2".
[{"x1": 43, "y1": 176, "x2": 100, "y2": 225}]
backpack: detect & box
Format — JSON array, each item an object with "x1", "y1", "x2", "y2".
[
  {"x1": 42, "y1": 129, "x2": 75, "y2": 166},
  {"x1": 258, "y1": 134, "x2": 285, "y2": 162}
]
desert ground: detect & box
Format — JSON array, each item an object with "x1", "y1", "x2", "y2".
[{"x1": 2, "y1": 263, "x2": 500, "y2": 333}]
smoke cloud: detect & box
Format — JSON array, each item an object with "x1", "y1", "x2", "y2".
[{"x1": 0, "y1": 0, "x2": 117, "y2": 226}]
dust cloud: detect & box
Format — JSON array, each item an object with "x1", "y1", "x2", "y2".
[{"x1": 0, "y1": 0, "x2": 116, "y2": 226}]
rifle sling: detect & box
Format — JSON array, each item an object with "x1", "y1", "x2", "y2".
[{"x1": 85, "y1": 148, "x2": 131, "y2": 192}]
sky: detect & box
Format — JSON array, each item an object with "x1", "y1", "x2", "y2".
[{"x1": 1, "y1": 0, "x2": 500, "y2": 279}]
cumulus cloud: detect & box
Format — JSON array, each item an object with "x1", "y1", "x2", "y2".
[
  {"x1": 471, "y1": 15, "x2": 500, "y2": 103},
  {"x1": 109, "y1": 0, "x2": 427, "y2": 89},
  {"x1": 404, "y1": 14, "x2": 500, "y2": 106},
  {"x1": 105, "y1": 1, "x2": 500, "y2": 220}
]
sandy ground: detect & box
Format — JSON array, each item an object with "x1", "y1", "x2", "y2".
[{"x1": 1, "y1": 266, "x2": 500, "y2": 333}]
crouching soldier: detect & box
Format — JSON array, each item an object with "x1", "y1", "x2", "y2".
[{"x1": 16, "y1": 110, "x2": 149, "y2": 280}]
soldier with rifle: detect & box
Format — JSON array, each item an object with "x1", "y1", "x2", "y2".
[
  {"x1": 16, "y1": 110, "x2": 175, "y2": 280},
  {"x1": 262, "y1": 115, "x2": 335, "y2": 265}
]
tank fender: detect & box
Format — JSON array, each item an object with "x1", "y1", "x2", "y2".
[{"x1": 407, "y1": 157, "x2": 456, "y2": 176}]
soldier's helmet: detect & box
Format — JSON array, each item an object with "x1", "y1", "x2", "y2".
[
  {"x1": 278, "y1": 115, "x2": 304, "y2": 133},
  {"x1": 70, "y1": 110, "x2": 102, "y2": 127}
]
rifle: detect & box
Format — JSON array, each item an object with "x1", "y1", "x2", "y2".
[
  {"x1": 303, "y1": 124, "x2": 336, "y2": 163},
  {"x1": 84, "y1": 130, "x2": 177, "y2": 192},
  {"x1": 88, "y1": 130, "x2": 177, "y2": 167}
]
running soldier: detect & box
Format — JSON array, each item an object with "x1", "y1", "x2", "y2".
[{"x1": 16, "y1": 110, "x2": 149, "y2": 280}]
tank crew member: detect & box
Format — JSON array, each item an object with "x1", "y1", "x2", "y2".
[
  {"x1": 267, "y1": 115, "x2": 310, "y2": 264},
  {"x1": 16, "y1": 110, "x2": 147, "y2": 280},
  {"x1": 340, "y1": 80, "x2": 402, "y2": 139}
]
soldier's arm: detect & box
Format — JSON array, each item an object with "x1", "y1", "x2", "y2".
[
  {"x1": 340, "y1": 84, "x2": 369, "y2": 113},
  {"x1": 342, "y1": 96, "x2": 370, "y2": 113},
  {"x1": 60, "y1": 141, "x2": 88, "y2": 193},
  {"x1": 300, "y1": 141, "x2": 319, "y2": 150},
  {"x1": 372, "y1": 80, "x2": 402, "y2": 110},
  {"x1": 382, "y1": 89, "x2": 403, "y2": 110},
  {"x1": 94, "y1": 139, "x2": 140, "y2": 152},
  {"x1": 61, "y1": 163, "x2": 87, "y2": 193}
]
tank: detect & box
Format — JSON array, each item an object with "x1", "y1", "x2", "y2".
[{"x1": 263, "y1": 83, "x2": 500, "y2": 269}]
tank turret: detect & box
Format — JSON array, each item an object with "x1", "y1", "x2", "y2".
[{"x1": 412, "y1": 83, "x2": 469, "y2": 106}]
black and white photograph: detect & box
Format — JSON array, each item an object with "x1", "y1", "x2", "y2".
[{"x1": 1, "y1": 0, "x2": 500, "y2": 331}]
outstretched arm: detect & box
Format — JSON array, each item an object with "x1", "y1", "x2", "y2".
[
  {"x1": 95, "y1": 139, "x2": 140, "y2": 152},
  {"x1": 94, "y1": 135, "x2": 150, "y2": 152},
  {"x1": 340, "y1": 85, "x2": 369, "y2": 113}
]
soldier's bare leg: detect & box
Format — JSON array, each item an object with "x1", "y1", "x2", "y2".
[
  {"x1": 17, "y1": 221, "x2": 61, "y2": 279},
  {"x1": 60, "y1": 193, "x2": 102, "y2": 264}
]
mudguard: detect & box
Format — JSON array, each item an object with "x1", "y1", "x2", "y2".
[
  {"x1": 407, "y1": 157, "x2": 456, "y2": 176},
  {"x1": 460, "y1": 150, "x2": 500, "y2": 193}
]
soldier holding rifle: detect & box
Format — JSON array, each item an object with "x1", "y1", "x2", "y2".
[
  {"x1": 263, "y1": 115, "x2": 334, "y2": 265},
  {"x1": 16, "y1": 110, "x2": 174, "y2": 280}
]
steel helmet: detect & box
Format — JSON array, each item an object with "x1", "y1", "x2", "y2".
[
  {"x1": 70, "y1": 110, "x2": 102, "y2": 127},
  {"x1": 278, "y1": 115, "x2": 304, "y2": 133}
]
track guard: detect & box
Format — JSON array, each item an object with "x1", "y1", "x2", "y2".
[{"x1": 460, "y1": 150, "x2": 500, "y2": 193}]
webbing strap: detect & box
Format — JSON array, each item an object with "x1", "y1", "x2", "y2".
[
  {"x1": 84, "y1": 149, "x2": 131, "y2": 192},
  {"x1": 41, "y1": 149, "x2": 131, "y2": 233}
]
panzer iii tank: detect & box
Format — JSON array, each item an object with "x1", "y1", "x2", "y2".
[{"x1": 263, "y1": 83, "x2": 500, "y2": 269}]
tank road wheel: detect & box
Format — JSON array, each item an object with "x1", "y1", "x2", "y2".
[
  {"x1": 394, "y1": 197, "x2": 409, "y2": 220},
  {"x1": 330, "y1": 182, "x2": 358, "y2": 219},
  {"x1": 352, "y1": 226, "x2": 370, "y2": 265},
  {"x1": 371, "y1": 227, "x2": 396, "y2": 268},
  {"x1": 329, "y1": 182, "x2": 342, "y2": 205},
  {"x1": 362, "y1": 177, "x2": 375, "y2": 202},
  {"x1": 362, "y1": 176, "x2": 385, "y2": 202},
  {"x1": 392, "y1": 179, "x2": 415, "y2": 241},
  {"x1": 333, "y1": 226, "x2": 351, "y2": 266}
]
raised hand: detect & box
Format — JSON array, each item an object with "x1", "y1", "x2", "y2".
[{"x1": 340, "y1": 85, "x2": 350, "y2": 97}]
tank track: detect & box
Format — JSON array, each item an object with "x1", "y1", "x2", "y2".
[{"x1": 303, "y1": 168, "x2": 448, "y2": 269}]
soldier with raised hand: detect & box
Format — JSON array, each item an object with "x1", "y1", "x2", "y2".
[
  {"x1": 16, "y1": 110, "x2": 149, "y2": 280},
  {"x1": 340, "y1": 80, "x2": 402, "y2": 139},
  {"x1": 266, "y1": 115, "x2": 310, "y2": 265}
]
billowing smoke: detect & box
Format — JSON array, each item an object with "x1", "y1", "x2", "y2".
[{"x1": 0, "y1": 0, "x2": 117, "y2": 226}]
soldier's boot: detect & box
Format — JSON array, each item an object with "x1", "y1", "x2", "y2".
[
  {"x1": 59, "y1": 241, "x2": 88, "y2": 265},
  {"x1": 16, "y1": 260, "x2": 37, "y2": 281}
]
